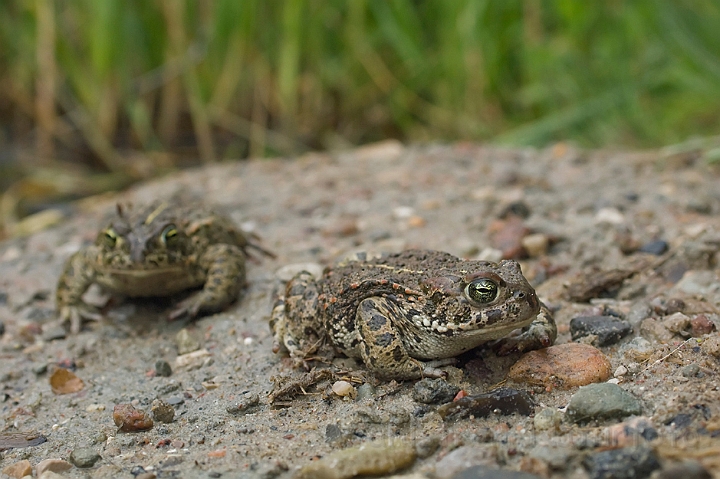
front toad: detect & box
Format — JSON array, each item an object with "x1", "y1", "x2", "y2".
[
  {"x1": 271, "y1": 250, "x2": 556, "y2": 380},
  {"x1": 57, "y1": 202, "x2": 271, "y2": 333}
]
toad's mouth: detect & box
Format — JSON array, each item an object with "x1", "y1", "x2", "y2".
[
  {"x1": 105, "y1": 266, "x2": 186, "y2": 275},
  {"x1": 447, "y1": 315, "x2": 535, "y2": 338}
]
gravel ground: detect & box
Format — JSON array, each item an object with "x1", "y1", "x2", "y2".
[{"x1": 1, "y1": 141, "x2": 719, "y2": 479}]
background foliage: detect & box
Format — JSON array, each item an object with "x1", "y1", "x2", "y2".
[{"x1": 1, "y1": 0, "x2": 720, "y2": 229}]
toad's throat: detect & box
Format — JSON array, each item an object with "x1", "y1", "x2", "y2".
[{"x1": 96, "y1": 267, "x2": 201, "y2": 297}]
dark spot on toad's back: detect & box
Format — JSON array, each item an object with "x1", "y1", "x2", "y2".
[
  {"x1": 368, "y1": 314, "x2": 387, "y2": 331},
  {"x1": 375, "y1": 332, "x2": 395, "y2": 347}
]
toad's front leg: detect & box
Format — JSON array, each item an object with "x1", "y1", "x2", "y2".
[
  {"x1": 56, "y1": 247, "x2": 103, "y2": 334},
  {"x1": 496, "y1": 303, "x2": 556, "y2": 355},
  {"x1": 355, "y1": 297, "x2": 448, "y2": 380},
  {"x1": 169, "y1": 244, "x2": 246, "y2": 320}
]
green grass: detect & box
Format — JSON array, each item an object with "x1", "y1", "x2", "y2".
[{"x1": 1, "y1": 0, "x2": 720, "y2": 172}]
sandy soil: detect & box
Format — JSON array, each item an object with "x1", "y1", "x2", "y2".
[{"x1": 1, "y1": 141, "x2": 719, "y2": 479}]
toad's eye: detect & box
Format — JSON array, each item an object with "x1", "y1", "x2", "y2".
[
  {"x1": 103, "y1": 228, "x2": 118, "y2": 247},
  {"x1": 160, "y1": 225, "x2": 178, "y2": 246},
  {"x1": 464, "y1": 278, "x2": 498, "y2": 304}
]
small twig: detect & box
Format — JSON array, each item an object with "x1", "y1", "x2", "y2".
[{"x1": 638, "y1": 338, "x2": 693, "y2": 376}]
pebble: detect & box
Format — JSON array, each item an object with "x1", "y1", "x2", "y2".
[
  {"x1": 450, "y1": 467, "x2": 543, "y2": 479},
  {"x1": 2, "y1": 459, "x2": 32, "y2": 478},
  {"x1": 476, "y1": 247, "x2": 504, "y2": 263},
  {"x1": 175, "y1": 328, "x2": 201, "y2": 355},
  {"x1": 605, "y1": 417, "x2": 657, "y2": 447},
  {"x1": 565, "y1": 383, "x2": 642, "y2": 423},
  {"x1": 528, "y1": 445, "x2": 575, "y2": 471},
  {"x1": 38, "y1": 471, "x2": 66, "y2": 479},
  {"x1": 582, "y1": 446, "x2": 660, "y2": 479},
  {"x1": 226, "y1": 392, "x2": 260, "y2": 415},
  {"x1": 619, "y1": 337, "x2": 654, "y2": 362},
  {"x1": 673, "y1": 270, "x2": 720, "y2": 296},
  {"x1": 700, "y1": 334, "x2": 720, "y2": 357},
  {"x1": 594, "y1": 207, "x2": 625, "y2": 225},
  {"x1": 437, "y1": 388, "x2": 534, "y2": 420},
  {"x1": 69, "y1": 447, "x2": 101, "y2": 468},
  {"x1": 656, "y1": 460, "x2": 712, "y2": 479},
  {"x1": 415, "y1": 436, "x2": 441, "y2": 459},
  {"x1": 679, "y1": 363, "x2": 700, "y2": 377},
  {"x1": 488, "y1": 216, "x2": 530, "y2": 259},
  {"x1": 36, "y1": 458, "x2": 72, "y2": 476},
  {"x1": 614, "y1": 365, "x2": 628, "y2": 377},
  {"x1": 0, "y1": 320, "x2": 4, "y2": 337},
  {"x1": 433, "y1": 445, "x2": 498, "y2": 479},
  {"x1": 508, "y1": 343, "x2": 612, "y2": 389},
  {"x1": 325, "y1": 424, "x2": 345, "y2": 443},
  {"x1": 533, "y1": 407, "x2": 563, "y2": 431},
  {"x1": 356, "y1": 383, "x2": 376, "y2": 401},
  {"x1": 174, "y1": 348, "x2": 211, "y2": 368},
  {"x1": 151, "y1": 399, "x2": 175, "y2": 423},
  {"x1": 690, "y1": 314, "x2": 716, "y2": 336},
  {"x1": 166, "y1": 395, "x2": 185, "y2": 406},
  {"x1": 41, "y1": 325, "x2": 67, "y2": 342},
  {"x1": 295, "y1": 438, "x2": 416, "y2": 479},
  {"x1": 638, "y1": 239, "x2": 668, "y2": 255},
  {"x1": 521, "y1": 233, "x2": 549, "y2": 258},
  {"x1": 112, "y1": 403, "x2": 154, "y2": 432},
  {"x1": 331, "y1": 380, "x2": 356, "y2": 398},
  {"x1": 570, "y1": 316, "x2": 633, "y2": 346},
  {"x1": 411, "y1": 378, "x2": 460, "y2": 404},
  {"x1": 154, "y1": 359, "x2": 172, "y2": 377}
]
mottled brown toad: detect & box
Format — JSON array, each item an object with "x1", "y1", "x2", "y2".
[
  {"x1": 271, "y1": 250, "x2": 556, "y2": 380},
  {"x1": 56, "y1": 202, "x2": 272, "y2": 333}
]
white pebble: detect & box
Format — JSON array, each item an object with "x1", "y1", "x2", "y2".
[
  {"x1": 331, "y1": 380, "x2": 356, "y2": 398},
  {"x1": 594, "y1": 207, "x2": 625, "y2": 225}
]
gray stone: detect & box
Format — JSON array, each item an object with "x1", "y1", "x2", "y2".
[
  {"x1": 69, "y1": 447, "x2": 101, "y2": 468},
  {"x1": 450, "y1": 466, "x2": 542, "y2": 479},
  {"x1": 583, "y1": 446, "x2": 660, "y2": 479},
  {"x1": 155, "y1": 359, "x2": 172, "y2": 377},
  {"x1": 528, "y1": 445, "x2": 575, "y2": 470},
  {"x1": 175, "y1": 328, "x2": 201, "y2": 355},
  {"x1": 356, "y1": 383, "x2": 376, "y2": 401},
  {"x1": 415, "y1": 436, "x2": 441, "y2": 459},
  {"x1": 570, "y1": 316, "x2": 632, "y2": 346},
  {"x1": 656, "y1": 460, "x2": 712, "y2": 479},
  {"x1": 41, "y1": 325, "x2": 67, "y2": 342},
  {"x1": 565, "y1": 383, "x2": 642, "y2": 423},
  {"x1": 433, "y1": 445, "x2": 498, "y2": 479},
  {"x1": 412, "y1": 378, "x2": 460, "y2": 404},
  {"x1": 680, "y1": 363, "x2": 700, "y2": 377},
  {"x1": 533, "y1": 407, "x2": 563, "y2": 431}
]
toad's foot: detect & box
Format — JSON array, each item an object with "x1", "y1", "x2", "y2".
[
  {"x1": 495, "y1": 304, "x2": 556, "y2": 355},
  {"x1": 169, "y1": 244, "x2": 246, "y2": 321},
  {"x1": 57, "y1": 304, "x2": 103, "y2": 334}
]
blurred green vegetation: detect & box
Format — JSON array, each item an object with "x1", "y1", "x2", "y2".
[{"x1": 1, "y1": 0, "x2": 720, "y2": 234}]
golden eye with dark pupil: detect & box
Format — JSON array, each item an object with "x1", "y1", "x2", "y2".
[
  {"x1": 160, "y1": 225, "x2": 178, "y2": 245},
  {"x1": 465, "y1": 278, "x2": 498, "y2": 304},
  {"x1": 103, "y1": 228, "x2": 118, "y2": 247}
]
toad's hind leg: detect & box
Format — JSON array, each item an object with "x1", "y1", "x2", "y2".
[
  {"x1": 169, "y1": 244, "x2": 246, "y2": 320},
  {"x1": 270, "y1": 271, "x2": 324, "y2": 360},
  {"x1": 355, "y1": 297, "x2": 447, "y2": 380}
]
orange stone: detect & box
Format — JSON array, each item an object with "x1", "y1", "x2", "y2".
[
  {"x1": 2, "y1": 459, "x2": 32, "y2": 479},
  {"x1": 508, "y1": 343, "x2": 612, "y2": 389}
]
